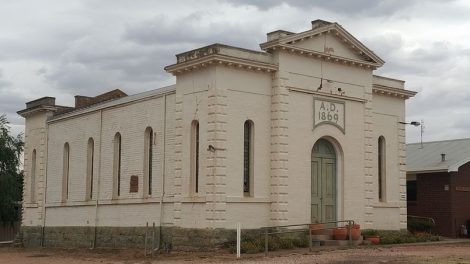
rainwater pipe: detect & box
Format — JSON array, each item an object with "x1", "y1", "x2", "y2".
[
  {"x1": 41, "y1": 119, "x2": 50, "y2": 246},
  {"x1": 92, "y1": 109, "x2": 103, "y2": 248},
  {"x1": 157, "y1": 93, "x2": 167, "y2": 250}
]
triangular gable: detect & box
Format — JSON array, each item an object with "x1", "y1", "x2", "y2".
[{"x1": 260, "y1": 20, "x2": 384, "y2": 67}]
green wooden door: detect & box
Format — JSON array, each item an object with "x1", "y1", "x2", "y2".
[{"x1": 311, "y1": 139, "x2": 337, "y2": 223}]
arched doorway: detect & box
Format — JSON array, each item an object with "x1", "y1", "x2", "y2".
[{"x1": 311, "y1": 138, "x2": 337, "y2": 223}]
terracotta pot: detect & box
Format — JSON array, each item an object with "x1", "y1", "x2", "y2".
[
  {"x1": 347, "y1": 225, "x2": 362, "y2": 240},
  {"x1": 365, "y1": 236, "x2": 380, "y2": 245},
  {"x1": 333, "y1": 227, "x2": 348, "y2": 240},
  {"x1": 309, "y1": 223, "x2": 325, "y2": 235}
]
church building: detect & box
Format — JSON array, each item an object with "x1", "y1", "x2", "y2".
[{"x1": 18, "y1": 20, "x2": 416, "y2": 248}]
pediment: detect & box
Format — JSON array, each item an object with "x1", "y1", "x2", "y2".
[
  {"x1": 261, "y1": 22, "x2": 384, "y2": 68},
  {"x1": 290, "y1": 34, "x2": 366, "y2": 61}
]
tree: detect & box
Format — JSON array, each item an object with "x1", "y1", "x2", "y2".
[{"x1": 0, "y1": 114, "x2": 24, "y2": 223}]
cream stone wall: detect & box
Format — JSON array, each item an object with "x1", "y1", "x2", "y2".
[
  {"x1": 372, "y1": 93, "x2": 407, "y2": 230},
  {"x1": 22, "y1": 112, "x2": 53, "y2": 226},
  {"x1": 36, "y1": 92, "x2": 176, "y2": 228},
  {"x1": 21, "y1": 21, "x2": 414, "y2": 237},
  {"x1": 218, "y1": 66, "x2": 272, "y2": 228}
]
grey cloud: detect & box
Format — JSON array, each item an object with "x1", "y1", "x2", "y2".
[
  {"x1": 221, "y1": 0, "x2": 453, "y2": 16},
  {"x1": 0, "y1": 69, "x2": 12, "y2": 89},
  {"x1": 123, "y1": 13, "x2": 263, "y2": 50}
]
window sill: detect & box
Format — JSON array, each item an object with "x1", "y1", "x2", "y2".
[
  {"x1": 45, "y1": 197, "x2": 173, "y2": 207},
  {"x1": 372, "y1": 201, "x2": 401, "y2": 208},
  {"x1": 227, "y1": 196, "x2": 270, "y2": 203},
  {"x1": 24, "y1": 203, "x2": 39, "y2": 208},
  {"x1": 181, "y1": 196, "x2": 206, "y2": 203}
]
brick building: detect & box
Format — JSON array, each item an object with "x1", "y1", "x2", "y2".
[
  {"x1": 18, "y1": 20, "x2": 416, "y2": 248},
  {"x1": 407, "y1": 139, "x2": 470, "y2": 237}
]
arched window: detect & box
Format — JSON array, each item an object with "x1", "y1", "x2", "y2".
[
  {"x1": 86, "y1": 138, "x2": 94, "y2": 200},
  {"x1": 378, "y1": 136, "x2": 386, "y2": 202},
  {"x1": 31, "y1": 149, "x2": 37, "y2": 203},
  {"x1": 144, "y1": 127, "x2": 153, "y2": 197},
  {"x1": 191, "y1": 120, "x2": 199, "y2": 194},
  {"x1": 244, "y1": 120, "x2": 254, "y2": 196},
  {"x1": 113, "y1": 133, "x2": 122, "y2": 198},
  {"x1": 62, "y1": 143, "x2": 70, "y2": 202}
]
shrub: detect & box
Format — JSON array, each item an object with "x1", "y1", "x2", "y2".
[
  {"x1": 227, "y1": 229, "x2": 310, "y2": 254},
  {"x1": 408, "y1": 219, "x2": 434, "y2": 233},
  {"x1": 362, "y1": 229, "x2": 379, "y2": 237},
  {"x1": 376, "y1": 230, "x2": 439, "y2": 244}
]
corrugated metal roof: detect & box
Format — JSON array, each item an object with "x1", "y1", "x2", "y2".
[
  {"x1": 407, "y1": 138, "x2": 470, "y2": 173},
  {"x1": 49, "y1": 84, "x2": 176, "y2": 122}
]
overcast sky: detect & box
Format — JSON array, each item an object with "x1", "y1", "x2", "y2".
[{"x1": 1, "y1": 0, "x2": 470, "y2": 143}]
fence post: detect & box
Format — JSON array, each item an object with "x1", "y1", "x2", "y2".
[
  {"x1": 236, "y1": 222, "x2": 241, "y2": 259},
  {"x1": 309, "y1": 225, "x2": 312, "y2": 252},
  {"x1": 264, "y1": 228, "x2": 268, "y2": 256},
  {"x1": 348, "y1": 221, "x2": 352, "y2": 246},
  {"x1": 144, "y1": 222, "x2": 148, "y2": 256},
  {"x1": 152, "y1": 222, "x2": 155, "y2": 257}
]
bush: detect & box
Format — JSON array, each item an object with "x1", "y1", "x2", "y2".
[
  {"x1": 362, "y1": 229, "x2": 379, "y2": 237},
  {"x1": 377, "y1": 230, "x2": 439, "y2": 244},
  {"x1": 408, "y1": 219, "x2": 434, "y2": 233},
  {"x1": 227, "y1": 229, "x2": 310, "y2": 254}
]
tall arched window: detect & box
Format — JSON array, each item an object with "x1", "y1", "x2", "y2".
[
  {"x1": 30, "y1": 149, "x2": 37, "y2": 203},
  {"x1": 86, "y1": 138, "x2": 94, "y2": 200},
  {"x1": 113, "y1": 133, "x2": 122, "y2": 198},
  {"x1": 62, "y1": 143, "x2": 70, "y2": 202},
  {"x1": 378, "y1": 136, "x2": 386, "y2": 202},
  {"x1": 191, "y1": 120, "x2": 199, "y2": 194},
  {"x1": 144, "y1": 127, "x2": 153, "y2": 197},
  {"x1": 243, "y1": 120, "x2": 254, "y2": 196}
]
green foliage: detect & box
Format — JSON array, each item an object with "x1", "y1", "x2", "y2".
[
  {"x1": 0, "y1": 114, "x2": 24, "y2": 223},
  {"x1": 362, "y1": 229, "x2": 379, "y2": 237},
  {"x1": 377, "y1": 230, "x2": 439, "y2": 244},
  {"x1": 408, "y1": 218, "x2": 435, "y2": 233},
  {"x1": 227, "y1": 229, "x2": 309, "y2": 254}
]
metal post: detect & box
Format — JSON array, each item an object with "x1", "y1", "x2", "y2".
[
  {"x1": 309, "y1": 226, "x2": 312, "y2": 252},
  {"x1": 144, "y1": 222, "x2": 148, "y2": 256},
  {"x1": 40, "y1": 225, "x2": 45, "y2": 247},
  {"x1": 152, "y1": 222, "x2": 155, "y2": 257},
  {"x1": 348, "y1": 221, "x2": 352, "y2": 246},
  {"x1": 264, "y1": 228, "x2": 268, "y2": 256}
]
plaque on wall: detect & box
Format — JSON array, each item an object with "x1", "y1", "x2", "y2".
[
  {"x1": 314, "y1": 98, "x2": 345, "y2": 133},
  {"x1": 130, "y1": 175, "x2": 139, "y2": 193}
]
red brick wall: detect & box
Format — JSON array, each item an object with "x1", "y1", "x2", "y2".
[
  {"x1": 408, "y1": 172, "x2": 453, "y2": 237},
  {"x1": 451, "y1": 162, "x2": 470, "y2": 237}
]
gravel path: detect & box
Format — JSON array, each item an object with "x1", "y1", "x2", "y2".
[{"x1": 1, "y1": 242, "x2": 470, "y2": 264}]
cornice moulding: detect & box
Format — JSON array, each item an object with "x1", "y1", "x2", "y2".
[
  {"x1": 271, "y1": 44, "x2": 381, "y2": 69},
  {"x1": 165, "y1": 54, "x2": 278, "y2": 75},
  {"x1": 372, "y1": 84, "x2": 417, "y2": 99}
]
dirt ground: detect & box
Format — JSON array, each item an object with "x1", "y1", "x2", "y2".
[{"x1": 1, "y1": 242, "x2": 470, "y2": 264}]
